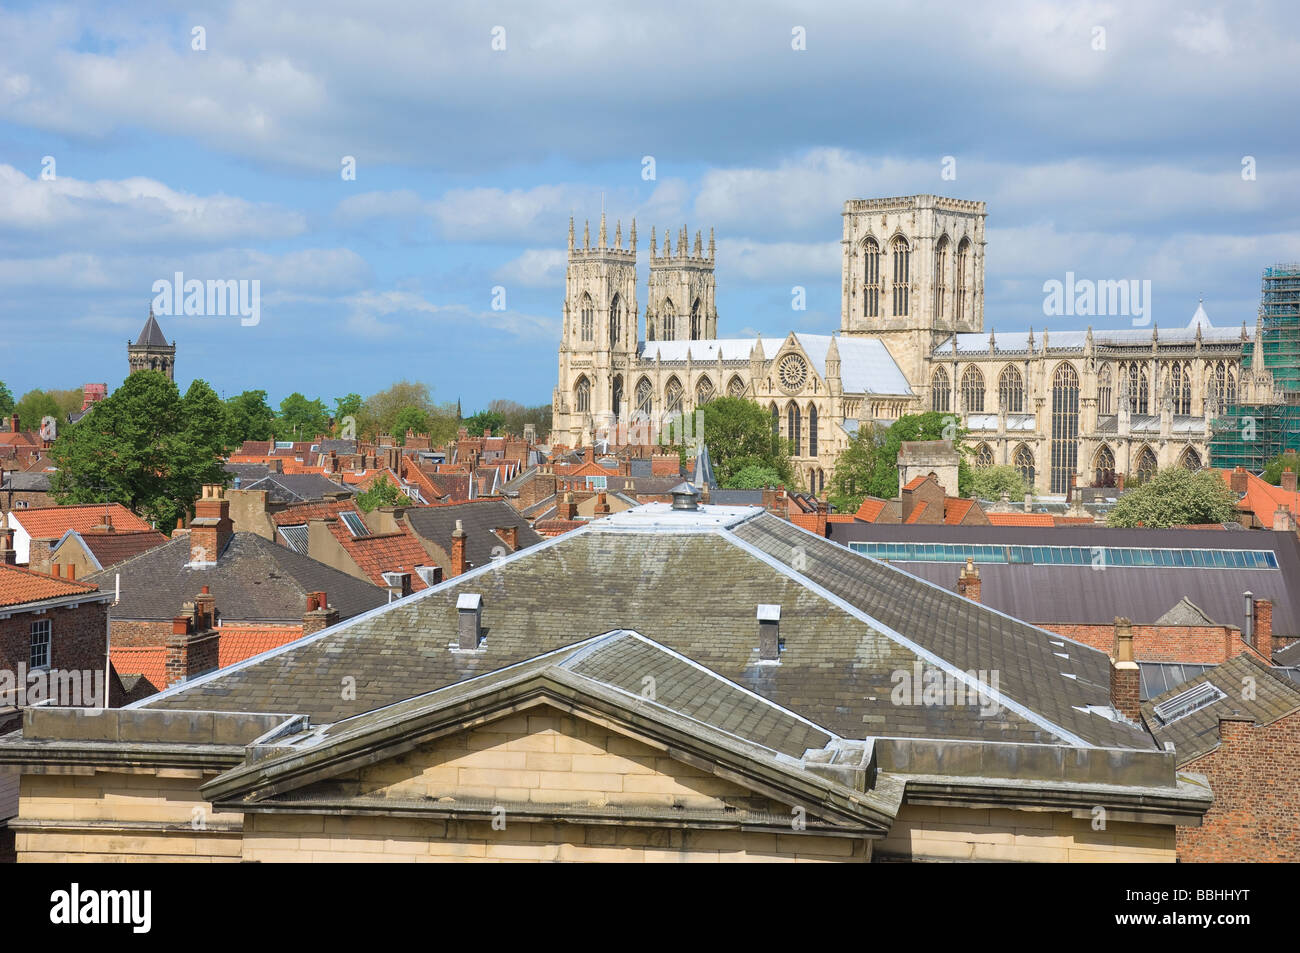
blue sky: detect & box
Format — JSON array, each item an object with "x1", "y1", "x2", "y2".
[{"x1": 2, "y1": 1, "x2": 1298, "y2": 412}]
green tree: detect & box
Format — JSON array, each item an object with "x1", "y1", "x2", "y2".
[
  {"x1": 486, "y1": 398, "x2": 553, "y2": 438},
  {"x1": 47, "y1": 387, "x2": 84, "y2": 419},
  {"x1": 355, "y1": 474, "x2": 408, "y2": 512},
  {"x1": 361, "y1": 380, "x2": 436, "y2": 438},
  {"x1": 14, "y1": 389, "x2": 61, "y2": 433},
  {"x1": 1262, "y1": 452, "x2": 1299, "y2": 486},
  {"x1": 0, "y1": 380, "x2": 13, "y2": 416},
  {"x1": 333, "y1": 393, "x2": 363, "y2": 437},
  {"x1": 727, "y1": 463, "x2": 786, "y2": 489},
  {"x1": 689, "y1": 397, "x2": 794, "y2": 488},
  {"x1": 223, "y1": 389, "x2": 277, "y2": 447},
  {"x1": 392, "y1": 406, "x2": 430, "y2": 445},
  {"x1": 967, "y1": 464, "x2": 1032, "y2": 501},
  {"x1": 829, "y1": 413, "x2": 970, "y2": 512},
  {"x1": 1106, "y1": 468, "x2": 1239, "y2": 528},
  {"x1": 464, "y1": 409, "x2": 506, "y2": 436},
  {"x1": 49, "y1": 371, "x2": 228, "y2": 529},
  {"x1": 276, "y1": 393, "x2": 330, "y2": 440}
]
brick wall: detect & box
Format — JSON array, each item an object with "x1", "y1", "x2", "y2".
[
  {"x1": 1176, "y1": 713, "x2": 1300, "y2": 862},
  {"x1": 1041, "y1": 622, "x2": 1253, "y2": 665},
  {"x1": 109, "y1": 620, "x2": 175, "y2": 647},
  {"x1": 0, "y1": 601, "x2": 109, "y2": 708}
]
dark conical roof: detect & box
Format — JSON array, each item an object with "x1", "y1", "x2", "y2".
[{"x1": 134, "y1": 310, "x2": 170, "y2": 348}]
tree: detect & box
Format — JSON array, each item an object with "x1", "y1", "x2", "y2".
[
  {"x1": 223, "y1": 390, "x2": 277, "y2": 447},
  {"x1": 967, "y1": 464, "x2": 1032, "y2": 501},
  {"x1": 49, "y1": 371, "x2": 228, "y2": 529},
  {"x1": 487, "y1": 398, "x2": 552, "y2": 438},
  {"x1": 829, "y1": 413, "x2": 970, "y2": 512},
  {"x1": 691, "y1": 397, "x2": 794, "y2": 488},
  {"x1": 355, "y1": 474, "x2": 408, "y2": 512},
  {"x1": 47, "y1": 388, "x2": 84, "y2": 419},
  {"x1": 728, "y1": 464, "x2": 786, "y2": 489},
  {"x1": 14, "y1": 390, "x2": 60, "y2": 434},
  {"x1": 392, "y1": 406, "x2": 430, "y2": 445},
  {"x1": 276, "y1": 393, "x2": 330, "y2": 441},
  {"x1": 1262, "y1": 452, "x2": 1300, "y2": 486},
  {"x1": 464, "y1": 409, "x2": 506, "y2": 437},
  {"x1": 1106, "y1": 468, "x2": 1239, "y2": 528},
  {"x1": 333, "y1": 393, "x2": 363, "y2": 436},
  {"x1": 0, "y1": 380, "x2": 13, "y2": 416},
  {"x1": 361, "y1": 380, "x2": 436, "y2": 438}
]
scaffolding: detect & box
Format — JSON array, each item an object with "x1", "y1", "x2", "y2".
[{"x1": 1209, "y1": 264, "x2": 1300, "y2": 471}]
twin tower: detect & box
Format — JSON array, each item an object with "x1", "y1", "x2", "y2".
[{"x1": 561, "y1": 212, "x2": 718, "y2": 355}]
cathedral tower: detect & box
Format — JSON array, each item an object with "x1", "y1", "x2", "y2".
[
  {"x1": 127, "y1": 307, "x2": 176, "y2": 381},
  {"x1": 839, "y1": 195, "x2": 986, "y2": 392},
  {"x1": 553, "y1": 212, "x2": 639, "y2": 443},
  {"x1": 645, "y1": 225, "x2": 717, "y2": 341}
]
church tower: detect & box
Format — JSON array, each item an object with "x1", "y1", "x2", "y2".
[
  {"x1": 552, "y1": 212, "x2": 639, "y2": 444},
  {"x1": 645, "y1": 225, "x2": 717, "y2": 342},
  {"x1": 127, "y1": 307, "x2": 176, "y2": 381},
  {"x1": 839, "y1": 195, "x2": 985, "y2": 395}
]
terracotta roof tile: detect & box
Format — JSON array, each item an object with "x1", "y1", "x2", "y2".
[
  {"x1": 0, "y1": 563, "x2": 101, "y2": 608},
  {"x1": 902, "y1": 475, "x2": 929, "y2": 491},
  {"x1": 943, "y1": 498, "x2": 975, "y2": 524},
  {"x1": 855, "y1": 498, "x2": 887, "y2": 522},
  {"x1": 986, "y1": 512, "x2": 1056, "y2": 527},
  {"x1": 903, "y1": 500, "x2": 929, "y2": 524},
  {"x1": 789, "y1": 513, "x2": 821, "y2": 532},
  {"x1": 218, "y1": 625, "x2": 304, "y2": 668},
  {"x1": 327, "y1": 522, "x2": 433, "y2": 590},
  {"x1": 13, "y1": 503, "x2": 154, "y2": 540},
  {"x1": 109, "y1": 646, "x2": 166, "y2": 694}
]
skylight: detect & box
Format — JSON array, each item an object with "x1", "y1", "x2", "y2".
[
  {"x1": 1152, "y1": 682, "x2": 1226, "y2": 725},
  {"x1": 340, "y1": 511, "x2": 371, "y2": 537}
]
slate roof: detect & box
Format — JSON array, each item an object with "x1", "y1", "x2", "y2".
[
  {"x1": 0, "y1": 471, "x2": 51, "y2": 492},
  {"x1": 88, "y1": 532, "x2": 386, "y2": 623},
  {"x1": 142, "y1": 507, "x2": 1149, "y2": 750},
  {"x1": 134, "y1": 312, "x2": 170, "y2": 347},
  {"x1": 239, "y1": 473, "x2": 353, "y2": 504},
  {"x1": 1144, "y1": 653, "x2": 1300, "y2": 763},
  {"x1": 0, "y1": 563, "x2": 102, "y2": 608},
  {"x1": 404, "y1": 500, "x2": 542, "y2": 569}
]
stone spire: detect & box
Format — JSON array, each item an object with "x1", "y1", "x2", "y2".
[
  {"x1": 649, "y1": 225, "x2": 657, "y2": 257},
  {"x1": 568, "y1": 216, "x2": 575, "y2": 252},
  {"x1": 694, "y1": 230, "x2": 702, "y2": 257},
  {"x1": 708, "y1": 227, "x2": 715, "y2": 260},
  {"x1": 630, "y1": 219, "x2": 637, "y2": 254},
  {"x1": 599, "y1": 209, "x2": 607, "y2": 249},
  {"x1": 583, "y1": 219, "x2": 590, "y2": 249},
  {"x1": 614, "y1": 219, "x2": 621, "y2": 250},
  {"x1": 678, "y1": 225, "x2": 688, "y2": 259}
]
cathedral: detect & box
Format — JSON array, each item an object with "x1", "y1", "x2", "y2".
[{"x1": 552, "y1": 194, "x2": 1278, "y2": 496}]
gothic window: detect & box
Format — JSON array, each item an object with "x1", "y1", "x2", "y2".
[
  {"x1": 1170, "y1": 362, "x2": 1192, "y2": 415},
  {"x1": 690, "y1": 299, "x2": 702, "y2": 340},
  {"x1": 612, "y1": 375, "x2": 624, "y2": 416},
  {"x1": 1014, "y1": 444, "x2": 1035, "y2": 487},
  {"x1": 891, "y1": 236, "x2": 910, "y2": 317},
  {"x1": 931, "y1": 367, "x2": 950, "y2": 413},
  {"x1": 956, "y1": 238, "x2": 971, "y2": 324},
  {"x1": 998, "y1": 365, "x2": 1024, "y2": 413},
  {"x1": 1209, "y1": 362, "x2": 1226, "y2": 405},
  {"x1": 1180, "y1": 447, "x2": 1202, "y2": 471},
  {"x1": 1136, "y1": 446, "x2": 1158, "y2": 484},
  {"x1": 808, "y1": 403, "x2": 818, "y2": 457},
  {"x1": 934, "y1": 236, "x2": 950, "y2": 320},
  {"x1": 1097, "y1": 364, "x2": 1112, "y2": 415},
  {"x1": 1124, "y1": 363, "x2": 1149, "y2": 414},
  {"x1": 1226, "y1": 368, "x2": 1237, "y2": 404},
  {"x1": 974, "y1": 443, "x2": 994, "y2": 468},
  {"x1": 635, "y1": 377, "x2": 653, "y2": 417},
  {"x1": 609, "y1": 294, "x2": 623, "y2": 345},
  {"x1": 575, "y1": 376, "x2": 591, "y2": 414},
  {"x1": 770, "y1": 403, "x2": 779, "y2": 439},
  {"x1": 580, "y1": 294, "x2": 594, "y2": 343},
  {"x1": 727, "y1": 375, "x2": 746, "y2": 398},
  {"x1": 1050, "y1": 363, "x2": 1080, "y2": 495},
  {"x1": 662, "y1": 299, "x2": 676, "y2": 340},
  {"x1": 695, "y1": 376, "x2": 714, "y2": 406},
  {"x1": 863, "y1": 239, "x2": 880, "y2": 318},
  {"x1": 787, "y1": 403, "x2": 802, "y2": 456},
  {"x1": 664, "y1": 377, "x2": 684, "y2": 415},
  {"x1": 1094, "y1": 444, "x2": 1116, "y2": 487},
  {"x1": 961, "y1": 365, "x2": 985, "y2": 413}
]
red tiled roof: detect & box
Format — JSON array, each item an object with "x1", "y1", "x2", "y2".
[
  {"x1": 986, "y1": 512, "x2": 1057, "y2": 527},
  {"x1": 218, "y1": 625, "x2": 303, "y2": 667},
  {"x1": 903, "y1": 500, "x2": 929, "y2": 524},
  {"x1": 534, "y1": 518, "x2": 584, "y2": 537},
  {"x1": 328, "y1": 522, "x2": 432, "y2": 590},
  {"x1": 827, "y1": 514, "x2": 857, "y2": 523},
  {"x1": 13, "y1": 503, "x2": 154, "y2": 540},
  {"x1": 789, "y1": 513, "x2": 821, "y2": 532},
  {"x1": 855, "y1": 498, "x2": 888, "y2": 522},
  {"x1": 109, "y1": 646, "x2": 166, "y2": 694},
  {"x1": 902, "y1": 475, "x2": 929, "y2": 491},
  {"x1": 1220, "y1": 468, "x2": 1300, "y2": 526},
  {"x1": 0, "y1": 563, "x2": 100, "y2": 608},
  {"x1": 271, "y1": 499, "x2": 357, "y2": 526},
  {"x1": 944, "y1": 498, "x2": 976, "y2": 525}
]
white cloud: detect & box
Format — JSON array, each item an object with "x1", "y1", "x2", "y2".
[{"x1": 494, "y1": 249, "x2": 567, "y2": 287}]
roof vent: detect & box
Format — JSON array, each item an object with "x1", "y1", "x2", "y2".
[
  {"x1": 757, "y1": 604, "x2": 782, "y2": 661},
  {"x1": 669, "y1": 482, "x2": 700, "y2": 511},
  {"x1": 457, "y1": 592, "x2": 483, "y2": 649}
]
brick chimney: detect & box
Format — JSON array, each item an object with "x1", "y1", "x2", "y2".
[
  {"x1": 189, "y1": 484, "x2": 233, "y2": 564},
  {"x1": 1283, "y1": 469, "x2": 1298, "y2": 494},
  {"x1": 164, "y1": 605, "x2": 218, "y2": 687},
  {"x1": 1109, "y1": 617, "x2": 1141, "y2": 721},
  {"x1": 0, "y1": 522, "x2": 15, "y2": 565},
  {"x1": 1230, "y1": 467, "x2": 1249, "y2": 495},
  {"x1": 8, "y1": 414, "x2": 17, "y2": 434},
  {"x1": 92, "y1": 513, "x2": 115, "y2": 534},
  {"x1": 194, "y1": 585, "x2": 217, "y2": 630},
  {"x1": 813, "y1": 500, "x2": 828, "y2": 537},
  {"x1": 302, "y1": 591, "x2": 339, "y2": 636},
  {"x1": 594, "y1": 492, "x2": 611, "y2": 516},
  {"x1": 451, "y1": 519, "x2": 468, "y2": 577},
  {"x1": 1274, "y1": 504, "x2": 1297, "y2": 533},
  {"x1": 495, "y1": 525, "x2": 518, "y2": 551},
  {"x1": 1254, "y1": 598, "x2": 1274, "y2": 660},
  {"x1": 560, "y1": 492, "x2": 577, "y2": 520},
  {"x1": 957, "y1": 558, "x2": 981, "y2": 603}
]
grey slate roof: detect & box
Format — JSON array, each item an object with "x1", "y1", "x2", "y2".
[
  {"x1": 1139, "y1": 662, "x2": 1214, "y2": 701},
  {"x1": 404, "y1": 500, "x2": 542, "y2": 570},
  {"x1": 142, "y1": 509, "x2": 1149, "y2": 750},
  {"x1": 134, "y1": 312, "x2": 170, "y2": 347},
  {"x1": 1154, "y1": 597, "x2": 1218, "y2": 626},
  {"x1": 0, "y1": 471, "x2": 51, "y2": 491},
  {"x1": 88, "y1": 532, "x2": 386, "y2": 623},
  {"x1": 1144, "y1": 653, "x2": 1300, "y2": 763},
  {"x1": 240, "y1": 473, "x2": 353, "y2": 504}
]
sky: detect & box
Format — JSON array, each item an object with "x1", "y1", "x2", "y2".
[{"x1": 1, "y1": 1, "x2": 1298, "y2": 413}]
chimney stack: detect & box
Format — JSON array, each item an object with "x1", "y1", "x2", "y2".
[
  {"x1": 1254, "y1": 597, "x2": 1274, "y2": 660},
  {"x1": 451, "y1": 519, "x2": 468, "y2": 576},
  {"x1": 457, "y1": 593, "x2": 483, "y2": 649},
  {"x1": 164, "y1": 607, "x2": 218, "y2": 687},
  {"x1": 560, "y1": 492, "x2": 578, "y2": 520},
  {"x1": 1282, "y1": 469, "x2": 1298, "y2": 495},
  {"x1": 302, "y1": 591, "x2": 338, "y2": 636},
  {"x1": 757, "y1": 604, "x2": 782, "y2": 661},
  {"x1": 957, "y1": 558, "x2": 981, "y2": 603},
  {"x1": 1109, "y1": 617, "x2": 1140, "y2": 721},
  {"x1": 189, "y1": 484, "x2": 233, "y2": 565},
  {"x1": 495, "y1": 525, "x2": 518, "y2": 551},
  {"x1": 1231, "y1": 467, "x2": 1249, "y2": 495}
]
